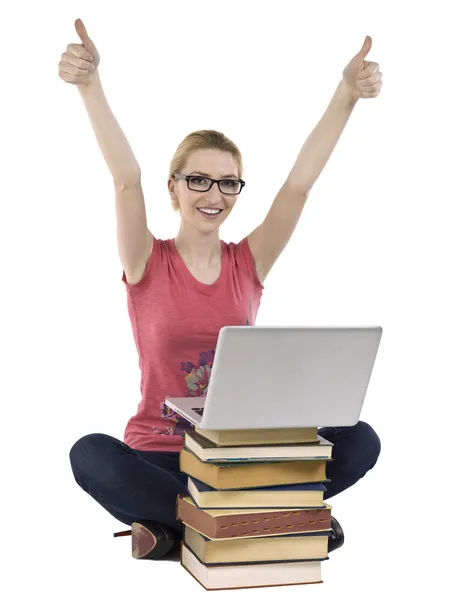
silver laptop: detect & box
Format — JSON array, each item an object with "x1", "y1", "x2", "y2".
[{"x1": 164, "y1": 326, "x2": 382, "y2": 430}]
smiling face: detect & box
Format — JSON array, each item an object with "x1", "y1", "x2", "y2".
[{"x1": 169, "y1": 149, "x2": 241, "y2": 232}]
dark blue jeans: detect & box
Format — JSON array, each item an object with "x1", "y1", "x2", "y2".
[{"x1": 69, "y1": 421, "x2": 381, "y2": 537}]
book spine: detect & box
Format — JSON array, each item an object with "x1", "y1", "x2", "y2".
[
  {"x1": 177, "y1": 495, "x2": 217, "y2": 538},
  {"x1": 214, "y1": 508, "x2": 331, "y2": 539},
  {"x1": 178, "y1": 495, "x2": 331, "y2": 539}
]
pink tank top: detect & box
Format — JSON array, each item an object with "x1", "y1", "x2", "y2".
[{"x1": 121, "y1": 237, "x2": 264, "y2": 452}]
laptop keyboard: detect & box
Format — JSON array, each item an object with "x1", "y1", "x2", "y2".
[{"x1": 191, "y1": 407, "x2": 204, "y2": 416}]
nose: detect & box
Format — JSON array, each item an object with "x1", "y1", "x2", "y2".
[{"x1": 206, "y1": 181, "x2": 223, "y2": 201}]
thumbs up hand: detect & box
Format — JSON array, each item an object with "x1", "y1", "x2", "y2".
[
  {"x1": 342, "y1": 36, "x2": 383, "y2": 100},
  {"x1": 58, "y1": 19, "x2": 101, "y2": 86}
]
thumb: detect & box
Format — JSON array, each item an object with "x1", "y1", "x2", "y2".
[
  {"x1": 75, "y1": 18, "x2": 94, "y2": 51},
  {"x1": 355, "y1": 35, "x2": 372, "y2": 63}
]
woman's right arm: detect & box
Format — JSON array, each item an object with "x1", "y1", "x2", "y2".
[{"x1": 59, "y1": 19, "x2": 152, "y2": 284}]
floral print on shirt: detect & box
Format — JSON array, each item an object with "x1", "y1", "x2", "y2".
[{"x1": 156, "y1": 314, "x2": 252, "y2": 435}]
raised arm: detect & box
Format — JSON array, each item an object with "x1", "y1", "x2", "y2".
[
  {"x1": 58, "y1": 19, "x2": 152, "y2": 284},
  {"x1": 247, "y1": 36, "x2": 382, "y2": 284}
]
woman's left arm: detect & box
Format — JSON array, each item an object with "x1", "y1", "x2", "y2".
[{"x1": 247, "y1": 36, "x2": 382, "y2": 283}]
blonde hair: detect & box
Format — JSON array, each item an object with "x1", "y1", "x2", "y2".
[{"x1": 168, "y1": 130, "x2": 243, "y2": 212}]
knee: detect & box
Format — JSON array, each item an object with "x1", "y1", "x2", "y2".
[
  {"x1": 69, "y1": 433, "x2": 115, "y2": 476},
  {"x1": 354, "y1": 421, "x2": 381, "y2": 467}
]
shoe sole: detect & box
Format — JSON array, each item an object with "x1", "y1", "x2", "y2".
[{"x1": 131, "y1": 522, "x2": 173, "y2": 560}]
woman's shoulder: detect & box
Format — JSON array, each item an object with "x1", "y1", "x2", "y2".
[
  {"x1": 121, "y1": 237, "x2": 173, "y2": 288},
  {"x1": 223, "y1": 237, "x2": 264, "y2": 288},
  {"x1": 221, "y1": 236, "x2": 249, "y2": 251}
]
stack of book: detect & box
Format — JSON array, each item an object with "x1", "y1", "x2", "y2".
[{"x1": 177, "y1": 426, "x2": 334, "y2": 591}]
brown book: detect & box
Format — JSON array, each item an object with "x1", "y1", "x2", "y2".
[
  {"x1": 176, "y1": 494, "x2": 332, "y2": 539},
  {"x1": 181, "y1": 544, "x2": 324, "y2": 590},
  {"x1": 179, "y1": 447, "x2": 329, "y2": 490},
  {"x1": 184, "y1": 525, "x2": 329, "y2": 564},
  {"x1": 194, "y1": 426, "x2": 318, "y2": 447}
]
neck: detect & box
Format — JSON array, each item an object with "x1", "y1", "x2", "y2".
[{"x1": 174, "y1": 219, "x2": 222, "y2": 268}]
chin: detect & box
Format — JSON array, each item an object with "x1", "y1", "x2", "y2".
[{"x1": 195, "y1": 209, "x2": 228, "y2": 228}]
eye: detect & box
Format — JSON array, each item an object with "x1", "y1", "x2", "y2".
[
  {"x1": 191, "y1": 177, "x2": 206, "y2": 185},
  {"x1": 223, "y1": 179, "x2": 239, "y2": 188}
]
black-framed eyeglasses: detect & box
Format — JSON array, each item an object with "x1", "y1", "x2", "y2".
[{"x1": 174, "y1": 173, "x2": 245, "y2": 195}]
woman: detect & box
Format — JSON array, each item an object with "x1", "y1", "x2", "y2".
[{"x1": 62, "y1": 19, "x2": 382, "y2": 561}]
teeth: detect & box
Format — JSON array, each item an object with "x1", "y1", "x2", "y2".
[{"x1": 199, "y1": 208, "x2": 220, "y2": 214}]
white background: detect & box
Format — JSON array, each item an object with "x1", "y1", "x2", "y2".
[{"x1": 1, "y1": 0, "x2": 447, "y2": 597}]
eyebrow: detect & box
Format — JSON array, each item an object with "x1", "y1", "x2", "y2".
[{"x1": 189, "y1": 171, "x2": 238, "y2": 179}]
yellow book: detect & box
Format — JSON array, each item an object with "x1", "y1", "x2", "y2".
[
  {"x1": 180, "y1": 447, "x2": 328, "y2": 490},
  {"x1": 194, "y1": 426, "x2": 318, "y2": 447},
  {"x1": 184, "y1": 524, "x2": 329, "y2": 564}
]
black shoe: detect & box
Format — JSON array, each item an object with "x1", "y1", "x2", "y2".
[
  {"x1": 130, "y1": 521, "x2": 175, "y2": 560},
  {"x1": 328, "y1": 516, "x2": 345, "y2": 553},
  {"x1": 164, "y1": 537, "x2": 182, "y2": 561}
]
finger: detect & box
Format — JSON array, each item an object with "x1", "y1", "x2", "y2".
[
  {"x1": 75, "y1": 18, "x2": 89, "y2": 45},
  {"x1": 75, "y1": 18, "x2": 94, "y2": 53},
  {"x1": 361, "y1": 82, "x2": 382, "y2": 94},
  {"x1": 66, "y1": 43, "x2": 92, "y2": 61},
  {"x1": 358, "y1": 62, "x2": 380, "y2": 79},
  {"x1": 362, "y1": 90, "x2": 381, "y2": 98},
  {"x1": 359, "y1": 71, "x2": 382, "y2": 86},
  {"x1": 59, "y1": 60, "x2": 90, "y2": 77},
  {"x1": 60, "y1": 52, "x2": 92, "y2": 71},
  {"x1": 58, "y1": 70, "x2": 78, "y2": 85},
  {"x1": 361, "y1": 82, "x2": 383, "y2": 97},
  {"x1": 356, "y1": 35, "x2": 372, "y2": 62}
]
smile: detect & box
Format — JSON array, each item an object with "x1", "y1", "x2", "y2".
[{"x1": 197, "y1": 207, "x2": 223, "y2": 217}]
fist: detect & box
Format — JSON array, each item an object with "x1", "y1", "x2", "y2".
[
  {"x1": 342, "y1": 36, "x2": 382, "y2": 100},
  {"x1": 58, "y1": 19, "x2": 100, "y2": 86}
]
